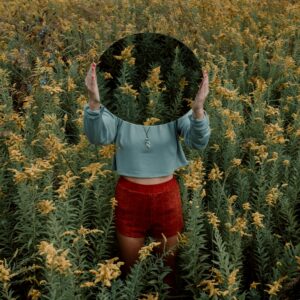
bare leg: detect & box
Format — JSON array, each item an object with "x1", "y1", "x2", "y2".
[{"x1": 116, "y1": 230, "x2": 145, "y2": 277}]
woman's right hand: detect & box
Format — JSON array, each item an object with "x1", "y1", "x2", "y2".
[{"x1": 85, "y1": 62, "x2": 101, "y2": 109}]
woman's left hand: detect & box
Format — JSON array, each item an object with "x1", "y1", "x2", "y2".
[{"x1": 192, "y1": 70, "x2": 209, "y2": 111}]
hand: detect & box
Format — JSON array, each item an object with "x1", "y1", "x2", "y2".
[
  {"x1": 192, "y1": 70, "x2": 209, "y2": 111},
  {"x1": 85, "y1": 62, "x2": 100, "y2": 103}
]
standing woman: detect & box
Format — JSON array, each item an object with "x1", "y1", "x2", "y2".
[{"x1": 84, "y1": 62, "x2": 211, "y2": 293}]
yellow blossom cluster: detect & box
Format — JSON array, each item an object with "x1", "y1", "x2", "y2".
[
  {"x1": 227, "y1": 194, "x2": 238, "y2": 216},
  {"x1": 37, "y1": 241, "x2": 72, "y2": 275},
  {"x1": 36, "y1": 200, "x2": 56, "y2": 215},
  {"x1": 55, "y1": 170, "x2": 80, "y2": 200},
  {"x1": 139, "y1": 292, "x2": 159, "y2": 300},
  {"x1": 99, "y1": 144, "x2": 116, "y2": 159},
  {"x1": 0, "y1": 259, "x2": 10, "y2": 283},
  {"x1": 110, "y1": 197, "x2": 118, "y2": 210},
  {"x1": 177, "y1": 232, "x2": 189, "y2": 246},
  {"x1": 265, "y1": 186, "x2": 281, "y2": 206},
  {"x1": 226, "y1": 216, "x2": 252, "y2": 237},
  {"x1": 208, "y1": 163, "x2": 224, "y2": 181},
  {"x1": 143, "y1": 66, "x2": 167, "y2": 93},
  {"x1": 138, "y1": 241, "x2": 162, "y2": 261},
  {"x1": 43, "y1": 134, "x2": 68, "y2": 163},
  {"x1": 197, "y1": 267, "x2": 240, "y2": 298},
  {"x1": 8, "y1": 158, "x2": 53, "y2": 183},
  {"x1": 118, "y1": 82, "x2": 139, "y2": 99},
  {"x1": 82, "y1": 257, "x2": 124, "y2": 288},
  {"x1": 182, "y1": 158, "x2": 206, "y2": 193},
  {"x1": 206, "y1": 211, "x2": 220, "y2": 229},
  {"x1": 80, "y1": 162, "x2": 112, "y2": 187},
  {"x1": 4, "y1": 133, "x2": 27, "y2": 163},
  {"x1": 263, "y1": 122, "x2": 288, "y2": 145},
  {"x1": 61, "y1": 225, "x2": 103, "y2": 245},
  {"x1": 143, "y1": 117, "x2": 161, "y2": 126},
  {"x1": 251, "y1": 212, "x2": 265, "y2": 228},
  {"x1": 264, "y1": 275, "x2": 288, "y2": 295},
  {"x1": 28, "y1": 288, "x2": 41, "y2": 300},
  {"x1": 113, "y1": 45, "x2": 136, "y2": 65},
  {"x1": 215, "y1": 86, "x2": 239, "y2": 100}
]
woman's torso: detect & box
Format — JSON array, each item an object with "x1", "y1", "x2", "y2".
[{"x1": 122, "y1": 174, "x2": 173, "y2": 185}]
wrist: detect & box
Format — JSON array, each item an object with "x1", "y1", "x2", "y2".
[{"x1": 192, "y1": 108, "x2": 205, "y2": 120}]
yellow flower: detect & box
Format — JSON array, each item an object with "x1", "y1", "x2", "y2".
[
  {"x1": 231, "y1": 158, "x2": 241, "y2": 166},
  {"x1": 264, "y1": 276, "x2": 288, "y2": 295},
  {"x1": 90, "y1": 257, "x2": 124, "y2": 287},
  {"x1": 28, "y1": 288, "x2": 41, "y2": 300},
  {"x1": 265, "y1": 105, "x2": 280, "y2": 117},
  {"x1": 182, "y1": 158, "x2": 206, "y2": 190},
  {"x1": 252, "y1": 212, "x2": 264, "y2": 228},
  {"x1": 143, "y1": 117, "x2": 161, "y2": 126},
  {"x1": 229, "y1": 217, "x2": 250, "y2": 236},
  {"x1": 80, "y1": 281, "x2": 96, "y2": 288},
  {"x1": 177, "y1": 232, "x2": 188, "y2": 246},
  {"x1": 138, "y1": 242, "x2": 161, "y2": 261},
  {"x1": 99, "y1": 144, "x2": 116, "y2": 159},
  {"x1": 103, "y1": 72, "x2": 113, "y2": 80},
  {"x1": 67, "y1": 76, "x2": 76, "y2": 91},
  {"x1": 215, "y1": 86, "x2": 239, "y2": 100},
  {"x1": 81, "y1": 162, "x2": 111, "y2": 177},
  {"x1": 0, "y1": 260, "x2": 10, "y2": 283},
  {"x1": 143, "y1": 66, "x2": 166, "y2": 93},
  {"x1": 113, "y1": 45, "x2": 135, "y2": 63},
  {"x1": 211, "y1": 143, "x2": 220, "y2": 152},
  {"x1": 37, "y1": 241, "x2": 72, "y2": 275},
  {"x1": 266, "y1": 151, "x2": 279, "y2": 163},
  {"x1": 225, "y1": 127, "x2": 236, "y2": 142},
  {"x1": 242, "y1": 202, "x2": 251, "y2": 211},
  {"x1": 80, "y1": 162, "x2": 112, "y2": 188},
  {"x1": 55, "y1": 170, "x2": 80, "y2": 200},
  {"x1": 206, "y1": 211, "x2": 220, "y2": 229},
  {"x1": 282, "y1": 160, "x2": 290, "y2": 166},
  {"x1": 139, "y1": 292, "x2": 159, "y2": 300},
  {"x1": 36, "y1": 200, "x2": 56, "y2": 215},
  {"x1": 110, "y1": 197, "x2": 118, "y2": 210},
  {"x1": 265, "y1": 186, "x2": 280, "y2": 206},
  {"x1": 118, "y1": 82, "x2": 139, "y2": 99},
  {"x1": 197, "y1": 279, "x2": 222, "y2": 297},
  {"x1": 250, "y1": 281, "x2": 260, "y2": 289},
  {"x1": 208, "y1": 163, "x2": 223, "y2": 181},
  {"x1": 228, "y1": 268, "x2": 239, "y2": 286},
  {"x1": 211, "y1": 267, "x2": 223, "y2": 284}
]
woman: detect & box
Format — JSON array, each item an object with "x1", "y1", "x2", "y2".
[{"x1": 84, "y1": 62, "x2": 211, "y2": 293}]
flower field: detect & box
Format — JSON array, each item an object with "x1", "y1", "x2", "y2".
[{"x1": 0, "y1": 0, "x2": 300, "y2": 299}]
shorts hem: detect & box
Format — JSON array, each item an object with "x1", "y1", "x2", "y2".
[{"x1": 116, "y1": 227, "x2": 146, "y2": 238}]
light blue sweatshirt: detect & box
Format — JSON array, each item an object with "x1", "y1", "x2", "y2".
[{"x1": 83, "y1": 103, "x2": 211, "y2": 178}]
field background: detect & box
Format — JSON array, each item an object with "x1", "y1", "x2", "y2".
[{"x1": 0, "y1": 0, "x2": 300, "y2": 299}]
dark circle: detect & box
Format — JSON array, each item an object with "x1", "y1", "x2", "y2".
[{"x1": 96, "y1": 32, "x2": 202, "y2": 125}]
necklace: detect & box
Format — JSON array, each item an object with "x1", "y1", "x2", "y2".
[{"x1": 143, "y1": 126, "x2": 151, "y2": 150}]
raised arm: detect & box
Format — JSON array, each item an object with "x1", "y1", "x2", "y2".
[
  {"x1": 83, "y1": 62, "x2": 119, "y2": 145},
  {"x1": 83, "y1": 104, "x2": 119, "y2": 145},
  {"x1": 177, "y1": 109, "x2": 211, "y2": 149}
]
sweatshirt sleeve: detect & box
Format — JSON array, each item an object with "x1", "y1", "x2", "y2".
[
  {"x1": 177, "y1": 109, "x2": 211, "y2": 150},
  {"x1": 83, "y1": 103, "x2": 119, "y2": 145}
]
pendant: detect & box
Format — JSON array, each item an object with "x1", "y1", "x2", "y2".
[{"x1": 145, "y1": 137, "x2": 151, "y2": 150}]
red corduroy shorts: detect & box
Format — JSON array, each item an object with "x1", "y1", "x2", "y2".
[{"x1": 114, "y1": 175, "x2": 184, "y2": 239}]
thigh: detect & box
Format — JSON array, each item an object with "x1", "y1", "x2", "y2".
[{"x1": 116, "y1": 230, "x2": 145, "y2": 261}]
